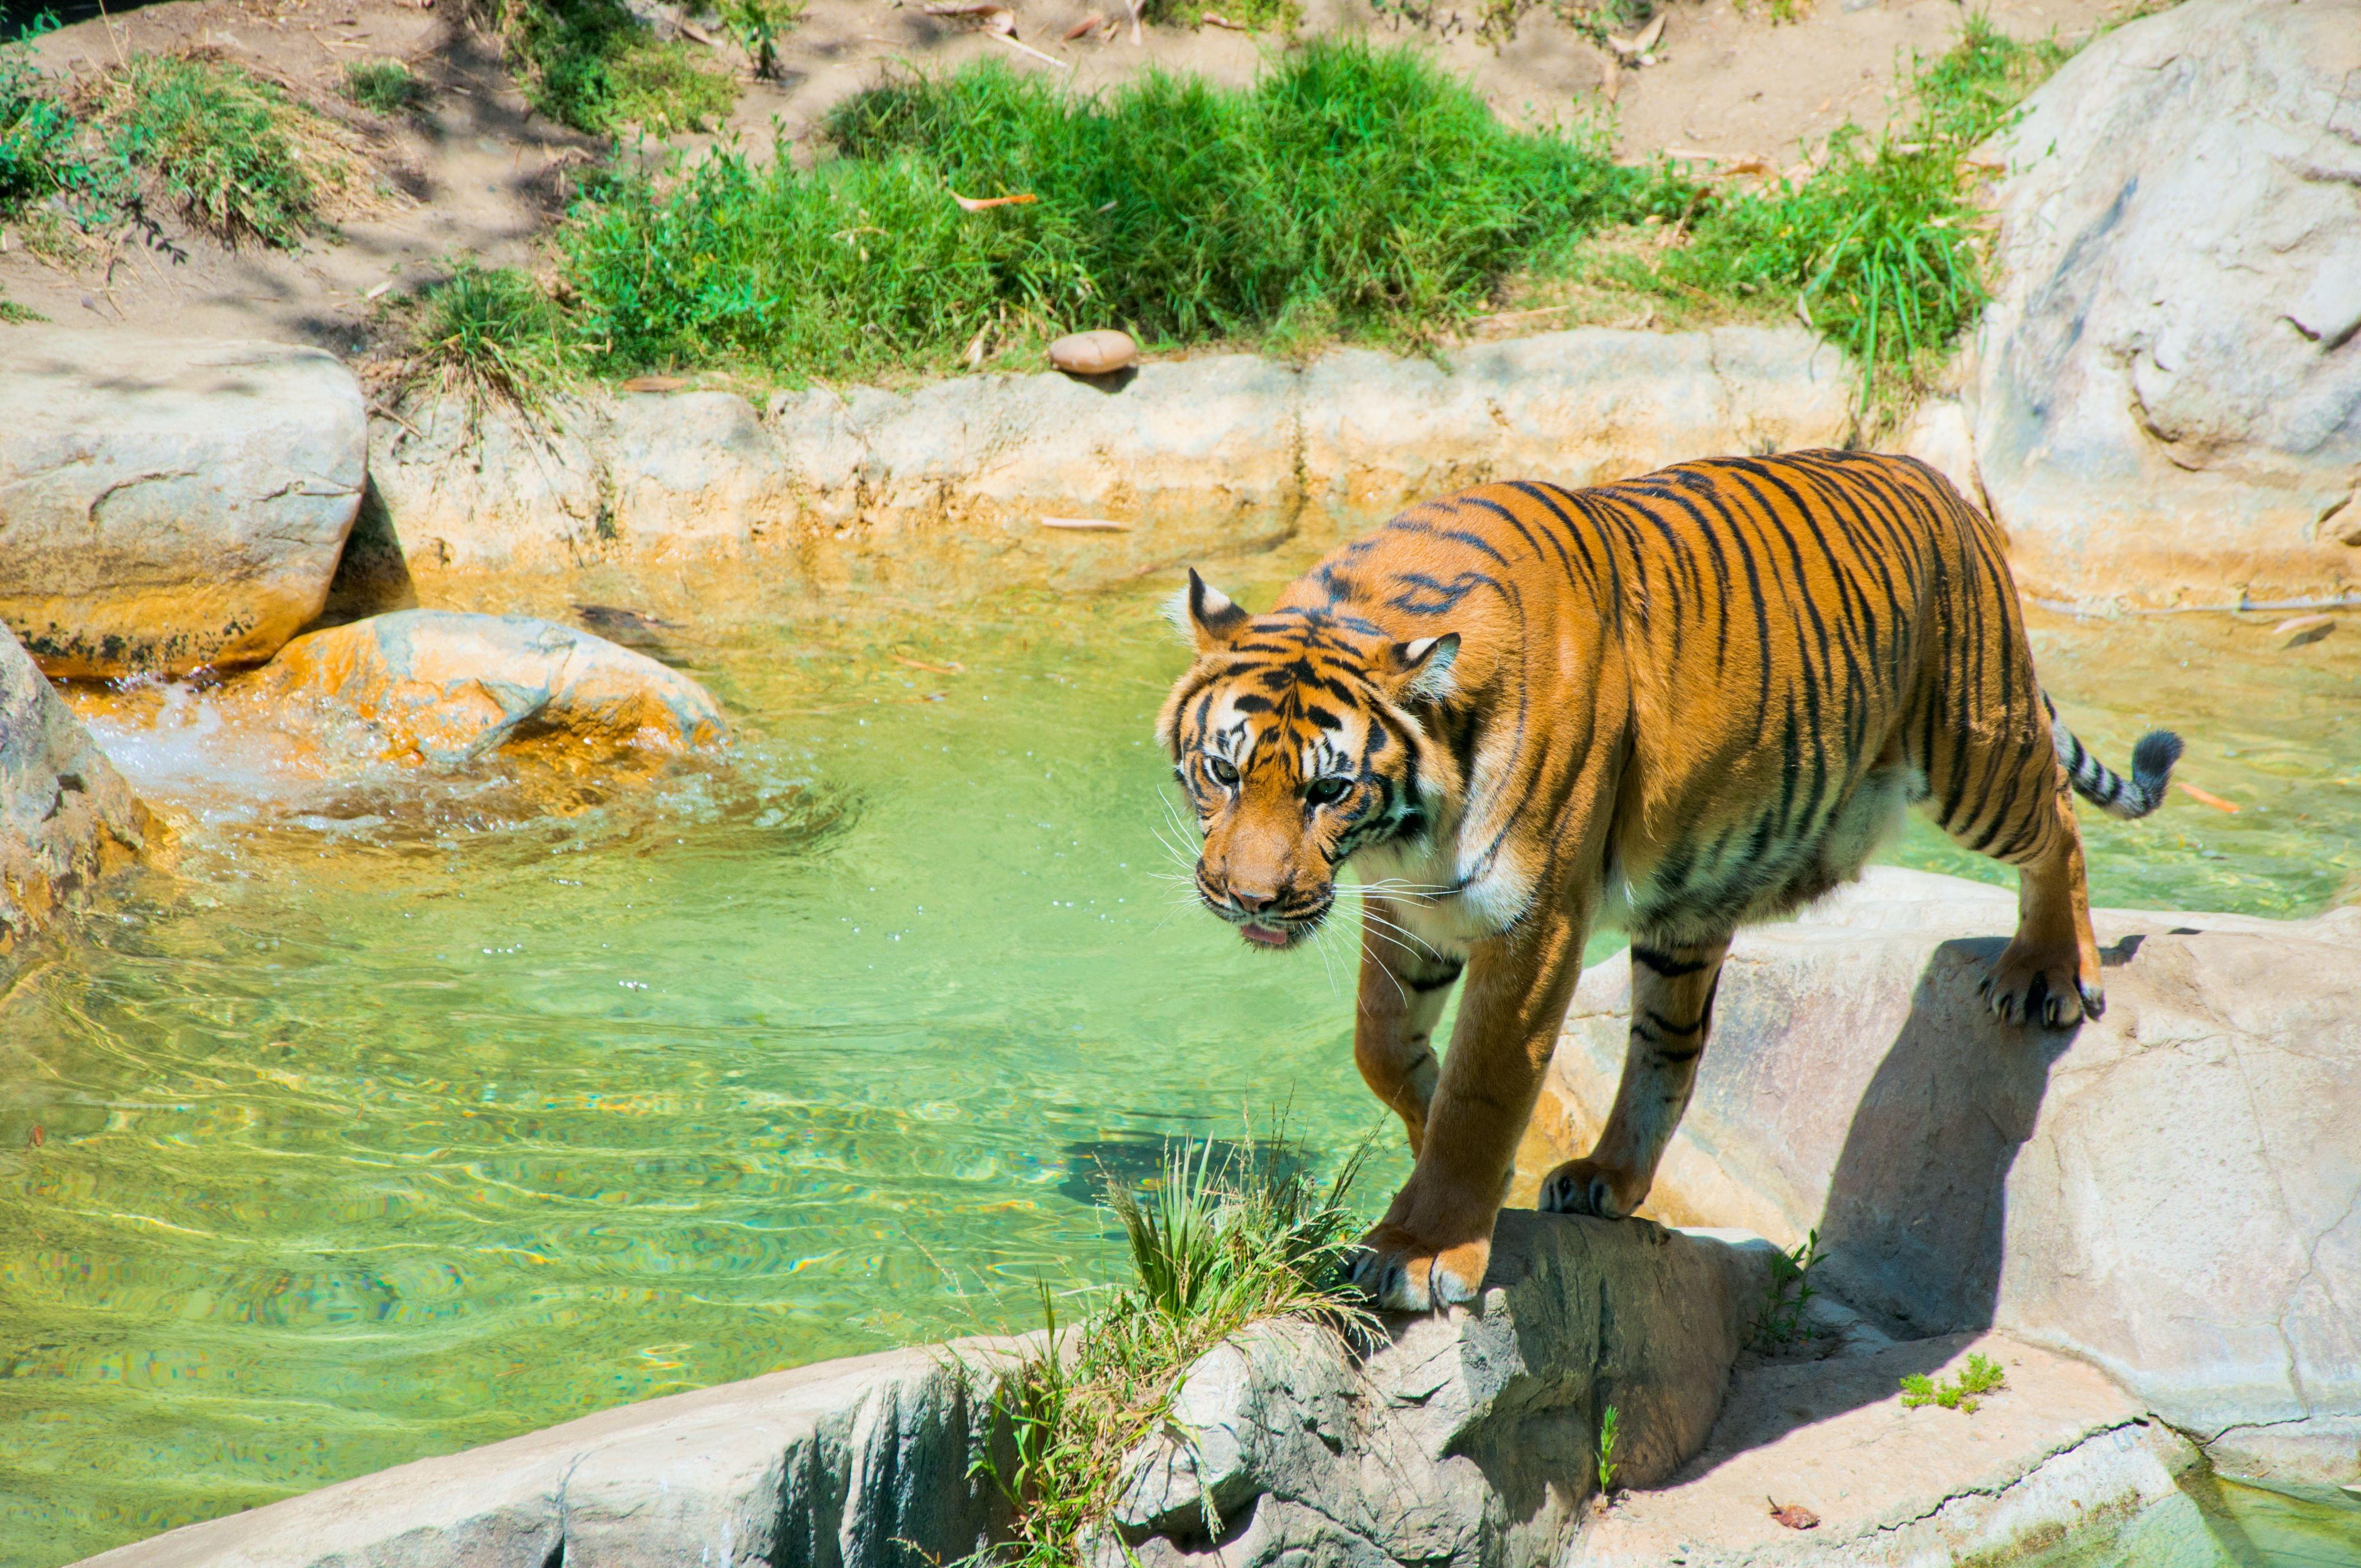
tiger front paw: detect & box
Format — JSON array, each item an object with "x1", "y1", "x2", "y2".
[
  {"x1": 1981, "y1": 940, "x2": 2101, "y2": 1028},
  {"x1": 1346, "y1": 1221, "x2": 1489, "y2": 1312},
  {"x1": 1538, "y1": 1157, "x2": 1647, "y2": 1219}
]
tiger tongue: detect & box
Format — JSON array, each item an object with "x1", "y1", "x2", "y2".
[{"x1": 1240, "y1": 923, "x2": 1292, "y2": 948}]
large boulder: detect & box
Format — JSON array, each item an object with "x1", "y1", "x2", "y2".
[
  {"x1": 1, "y1": 627, "x2": 158, "y2": 952},
  {"x1": 255, "y1": 610, "x2": 727, "y2": 764},
  {"x1": 73, "y1": 1336, "x2": 1030, "y2": 1568},
  {"x1": 1526, "y1": 867, "x2": 2361, "y2": 1482},
  {"x1": 1107, "y1": 1213, "x2": 1776, "y2": 1568},
  {"x1": 1972, "y1": 0, "x2": 2361, "y2": 605},
  {"x1": 0, "y1": 331, "x2": 368, "y2": 676}
]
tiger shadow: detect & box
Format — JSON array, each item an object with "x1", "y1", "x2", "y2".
[{"x1": 1671, "y1": 930, "x2": 2146, "y2": 1469}]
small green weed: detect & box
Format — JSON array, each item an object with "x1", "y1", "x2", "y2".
[
  {"x1": 397, "y1": 262, "x2": 577, "y2": 412},
  {"x1": 1, "y1": 14, "x2": 102, "y2": 221},
  {"x1": 715, "y1": 0, "x2": 804, "y2": 80},
  {"x1": 1901, "y1": 1352, "x2": 2007, "y2": 1413},
  {"x1": 101, "y1": 55, "x2": 325, "y2": 248},
  {"x1": 1597, "y1": 1403, "x2": 1621, "y2": 1492},
  {"x1": 343, "y1": 59, "x2": 426, "y2": 116},
  {"x1": 0, "y1": 290, "x2": 41, "y2": 322},
  {"x1": 981, "y1": 1137, "x2": 1370, "y2": 1561},
  {"x1": 562, "y1": 42, "x2": 1688, "y2": 379},
  {"x1": 470, "y1": 0, "x2": 737, "y2": 135},
  {"x1": 1756, "y1": 1227, "x2": 1821, "y2": 1346}
]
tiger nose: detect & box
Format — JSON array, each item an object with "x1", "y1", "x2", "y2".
[{"x1": 1230, "y1": 886, "x2": 1279, "y2": 915}]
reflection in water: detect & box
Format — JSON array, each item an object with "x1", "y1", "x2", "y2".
[{"x1": 0, "y1": 575, "x2": 2353, "y2": 1566}]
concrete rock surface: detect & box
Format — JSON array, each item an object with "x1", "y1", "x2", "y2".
[
  {"x1": 366, "y1": 328, "x2": 1854, "y2": 593},
  {"x1": 1571, "y1": 1332, "x2": 2202, "y2": 1568},
  {"x1": 0, "y1": 331, "x2": 367, "y2": 677},
  {"x1": 1528, "y1": 867, "x2": 2361, "y2": 1481},
  {"x1": 1973, "y1": 0, "x2": 2361, "y2": 604},
  {"x1": 1105, "y1": 1213, "x2": 1777, "y2": 1568},
  {"x1": 1, "y1": 625, "x2": 156, "y2": 952},
  {"x1": 256, "y1": 610, "x2": 727, "y2": 763},
  {"x1": 73, "y1": 1337, "x2": 1030, "y2": 1568}
]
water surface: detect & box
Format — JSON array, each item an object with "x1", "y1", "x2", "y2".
[{"x1": 1, "y1": 565, "x2": 2353, "y2": 1565}]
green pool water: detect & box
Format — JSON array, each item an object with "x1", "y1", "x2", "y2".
[{"x1": 1, "y1": 559, "x2": 2354, "y2": 1565}]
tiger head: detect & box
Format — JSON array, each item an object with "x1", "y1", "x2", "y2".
[{"x1": 1155, "y1": 570, "x2": 1462, "y2": 950}]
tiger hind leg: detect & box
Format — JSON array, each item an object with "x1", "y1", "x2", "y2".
[{"x1": 1539, "y1": 933, "x2": 1731, "y2": 1219}]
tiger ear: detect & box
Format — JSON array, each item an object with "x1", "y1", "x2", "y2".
[
  {"x1": 1167, "y1": 568, "x2": 1249, "y2": 654},
  {"x1": 1381, "y1": 633, "x2": 1460, "y2": 702}
]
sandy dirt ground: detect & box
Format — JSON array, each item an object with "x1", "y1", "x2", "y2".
[{"x1": 0, "y1": 0, "x2": 2128, "y2": 352}]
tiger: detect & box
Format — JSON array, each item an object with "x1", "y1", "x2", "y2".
[{"x1": 1155, "y1": 449, "x2": 2182, "y2": 1312}]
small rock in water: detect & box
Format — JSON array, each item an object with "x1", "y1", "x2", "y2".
[
  {"x1": 575, "y1": 603, "x2": 679, "y2": 656},
  {"x1": 1047, "y1": 329, "x2": 1137, "y2": 376},
  {"x1": 256, "y1": 609, "x2": 727, "y2": 764},
  {"x1": 2272, "y1": 613, "x2": 2336, "y2": 648}
]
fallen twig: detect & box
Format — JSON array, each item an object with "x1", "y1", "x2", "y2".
[
  {"x1": 1041, "y1": 516, "x2": 1129, "y2": 531},
  {"x1": 951, "y1": 190, "x2": 1040, "y2": 211}
]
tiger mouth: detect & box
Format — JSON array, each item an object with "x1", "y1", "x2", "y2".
[{"x1": 1218, "y1": 903, "x2": 1331, "y2": 950}]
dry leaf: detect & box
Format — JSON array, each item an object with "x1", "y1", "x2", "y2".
[
  {"x1": 1768, "y1": 1499, "x2": 1820, "y2": 1531},
  {"x1": 1201, "y1": 9, "x2": 1247, "y2": 25},
  {"x1": 1606, "y1": 10, "x2": 1665, "y2": 62},
  {"x1": 1063, "y1": 10, "x2": 1107, "y2": 37},
  {"x1": 2176, "y1": 781, "x2": 2241, "y2": 814},
  {"x1": 678, "y1": 17, "x2": 719, "y2": 45},
  {"x1": 621, "y1": 375, "x2": 690, "y2": 393},
  {"x1": 951, "y1": 190, "x2": 1040, "y2": 211}
]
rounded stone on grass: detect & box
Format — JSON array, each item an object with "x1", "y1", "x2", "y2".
[{"x1": 1048, "y1": 329, "x2": 1138, "y2": 376}]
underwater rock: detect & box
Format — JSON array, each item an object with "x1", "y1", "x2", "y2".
[
  {"x1": 1104, "y1": 1214, "x2": 1776, "y2": 1568},
  {"x1": 1973, "y1": 0, "x2": 2361, "y2": 605},
  {"x1": 1527, "y1": 866, "x2": 2361, "y2": 1481},
  {"x1": 257, "y1": 610, "x2": 727, "y2": 764},
  {"x1": 0, "y1": 330, "x2": 367, "y2": 677},
  {"x1": 0, "y1": 625, "x2": 158, "y2": 954}
]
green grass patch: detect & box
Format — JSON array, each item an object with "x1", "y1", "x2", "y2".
[
  {"x1": 982, "y1": 1137, "x2": 1370, "y2": 1560},
  {"x1": 343, "y1": 59, "x2": 426, "y2": 116},
  {"x1": 99, "y1": 55, "x2": 330, "y2": 248},
  {"x1": 392, "y1": 260, "x2": 578, "y2": 413},
  {"x1": 1626, "y1": 18, "x2": 2070, "y2": 423},
  {"x1": 559, "y1": 41, "x2": 1687, "y2": 379},
  {"x1": 1901, "y1": 1351, "x2": 2008, "y2": 1413},
  {"x1": 469, "y1": 0, "x2": 738, "y2": 135}
]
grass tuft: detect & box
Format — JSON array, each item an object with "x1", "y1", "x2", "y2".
[
  {"x1": 469, "y1": 0, "x2": 738, "y2": 135},
  {"x1": 97, "y1": 55, "x2": 329, "y2": 248},
  {"x1": 717, "y1": 0, "x2": 805, "y2": 81},
  {"x1": 1900, "y1": 1351, "x2": 2008, "y2": 1413},
  {"x1": 343, "y1": 59, "x2": 427, "y2": 116},
  {"x1": 1754, "y1": 1226, "x2": 1822, "y2": 1346},
  {"x1": 394, "y1": 261, "x2": 578, "y2": 413},
  {"x1": 561, "y1": 41, "x2": 1687, "y2": 378},
  {"x1": 981, "y1": 1136, "x2": 1370, "y2": 1562}
]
